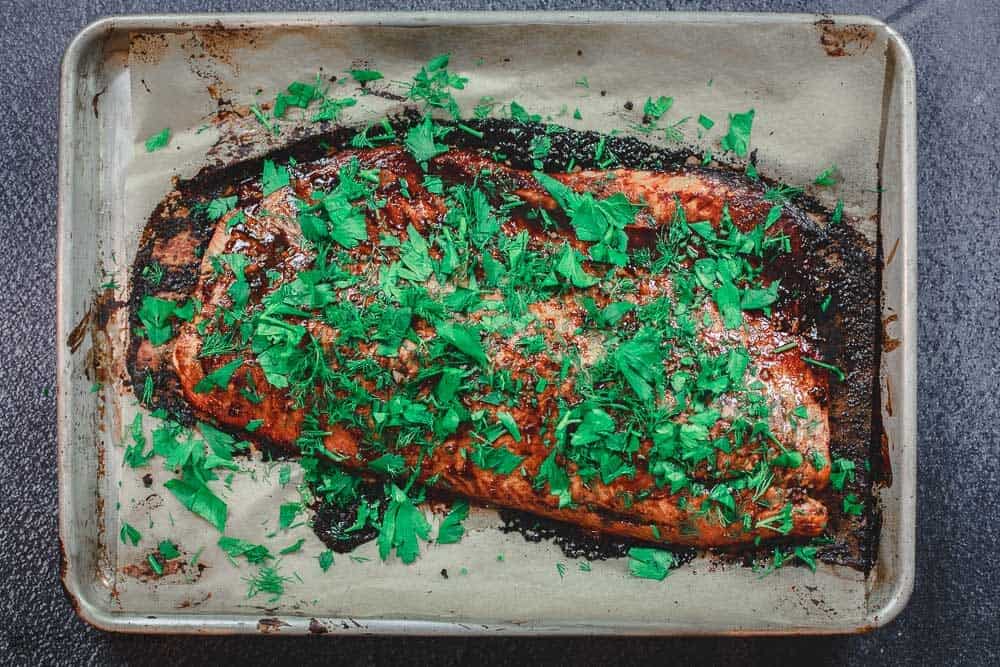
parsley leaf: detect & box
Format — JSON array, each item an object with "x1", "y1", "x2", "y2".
[
  {"x1": 193, "y1": 357, "x2": 243, "y2": 394},
  {"x1": 377, "y1": 484, "x2": 432, "y2": 564},
  {"x1": 158, "y1": 540, "x2": 181, "y2": 559},
  {"x1": 497, "y1": 411, "x2": 522, "y2": 442},
  {"x1": 164, "y1": 477, "x2": 227, "y2": 532},
  {"x1": 405, "y1": 115, "x2": 449, "y2": 163},
  {"x1": 218, "y1": 536, "x2": 274, "y2": 564},
  {"x1": 830, "y1": 457, "x2": 856, "y2": 491},
  {"x1": 643, "y1": 96, "x2": 673, "y2": 121},
  {"x1": 311, "y1": 96, "x2": 357, "y2": 123},
  {"x1": 318, "y1": 550, "x2": 335, "y2": 572},
  {"x1": 124, "y1": 413, "x2": 153, "y2": 467},
  {"x1": 554, "y1": 245, "x2": 598, "y2": 288},
  {"x1": 138, "y1": 295, "x2": 177, "y2": 346},
  {"x1": 843, "y1": 493, "x2": 864, "y2": 516},
  {"x1": 535, "y1": 450, "x2": 572, "y2": 508},
  {"x1": 814, "y1": 165, "x2": 839, "y2": 186},
  {"x1": 470, "y1": 443, "x2": 524, "y2": 474},
  {"x1": 720, "y1": 109, "x2": 754, "y2": 157},
  {"x1": 369, "y1": 453, "x2": 408, "y2": 477},
  {"x1": 509, "y1": 100, "x2": 541, "y2": 123},
  {"x1": 436, "y1": 500, "x2": 469, "y2": 544},
  {"x1": 206, "y1": 196, "x2": 238, "y2": 221},
  {"x1": 273, "y1": 80, "x2": 324, "y2": 118},
  {"x1": 279, "y1": 538, "x2": 306, "y2": 555},
  {"x1": 279, "y1": 502, "x2": 301, "y2": 529},
  {"x1": 349, "y1": 69, "x2": 384, "y2": 83},
  {"x1": 119, "y1": 521, "x2": 141, "y2": 546},
  {"x1": 435, "y1": 321, "x2": 489, "y2": 367},
  {"x1": 144, "y1": 128, "x2": 171, "y2": 152},
  {"x1": 262, "y1": 159, "x2": 290, "y2": 196},
  {"x1": 627, "y1": 547, "x2": 675, "y2": 580}
]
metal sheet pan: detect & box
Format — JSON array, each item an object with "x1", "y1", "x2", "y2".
[{"x1": 57, "y1": 11, "x2": 916, "y2": 635}]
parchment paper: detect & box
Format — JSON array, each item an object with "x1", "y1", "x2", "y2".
[{"x1": 113, "y1": 20, "x2": 887, "y2": 626}]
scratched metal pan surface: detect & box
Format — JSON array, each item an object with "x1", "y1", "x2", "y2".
[{"x1": 57, "y1": 12, "x2": 916, "y2": 635}]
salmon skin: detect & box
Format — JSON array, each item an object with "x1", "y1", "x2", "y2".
[{"x1": 150, "y1": 143, "x2": 834, "y2": 548}]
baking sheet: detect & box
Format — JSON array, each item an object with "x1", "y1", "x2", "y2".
[{"x1": 58, "y1": 12, "x2": 916, "y2": 634}]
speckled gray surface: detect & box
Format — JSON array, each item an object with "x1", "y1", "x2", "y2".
[{"x1": 1, "y1": 0, "x2": 997, "y2": 664}]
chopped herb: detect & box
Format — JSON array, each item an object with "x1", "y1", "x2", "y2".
[
  {"x1": 814, "y1": 165, "x2": 839, "y2": 186},
  {"x1": 164, "y1": 477, "x2": 228, "y2": 532},
  {"x1": 273, "y1": 79, "x2": 324, "y2": 117},
  {"x1": 763, "y1": 184, "x2": 804, "y2": 203},
  {"x1": 144, "y1": 128, "x2": 171, "y2": 152},
  {"x1": 245, "y1": 564, "x2": 292, "y2": 603},
  {"x1": 279, "y1": 503, "x2": 301, "y2": 530},
  {"x1": 141, "y1": 261, "x2": 164, "y2": 286},
  {"x1": 405, "y1": 115, "x2": 449, "y2": 163},
  {"x1": 377, "y1": 484, "x2": 432, "y2": 564},
  {"x1": 318, "y1": 550, "x2": 335, "y2": 572},
  {"x1": 193, "y1": 358, "x2": 243, "y2": 394},
  {"x1": 349, "y1": 69, "x2": 384, "y2": 83},
  {"x1": 436, "y1": 500, "x2": 469, "y2": 544},
  {"x1": 697, "y1": 114, "x2": 715, "y2": 130},
  {"x1": 279, "y1": 538, "x2": 306, "y2": 555},
  {"x1": 830, "y1": 457, "x2": 856, "y2": 491},
  {"x1": 831, "y1": 199, "x2": 844, "y2": 224},
  {"x1": 261, "y1": 159, "x2": 290, "y2": 196},
  {"x1": 843, "y1": 494, "x2": 864, "y2": 516},
  {"x1": 206, "y1": 196, "x2": 238, "y2": 221},
  {"x1": 803, "y1": 357, "x2": 846, "y2": 382},
  {"x1": 119, "y1": 521, "x2": 141, "y2": 546},
  {"x1": 794, "y1": 545, "x2": 818, "y2": 572},
  {"x1": 627, "y1": 547, "x2": 675, "y2": 581},
  {"x1": 148, "y1": 554, "x2": 164, "y2": 576},
  {"x1": 643, "y1": 96, "x2": 673, "y2": 121},
  {"x1": 218, "y1": 536, "x2": 274, "y2": 564},
  {"x1": 137, "y1": 295, "x2": 177, "y2": 346},
  {"x1": 720, "y1": 109, "x2": 754, "y2": 157},
  {"x1": 158, "y1": 540, "x2": 181, "y2": 559}
]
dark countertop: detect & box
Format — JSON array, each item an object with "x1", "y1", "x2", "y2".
[{"x1": 2, "y1": 0, "x2": 997, "y2": 664}]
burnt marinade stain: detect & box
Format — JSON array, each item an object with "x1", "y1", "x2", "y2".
[
  {"x1": 310, "y1": 482, "x2": 383, "y2": 553},
  {"x1": 126, "y1": 115, "x2": 880, "y2": 570},
  {"x1": 498, "y1": 508, "x2": 698, "y2": 564}
]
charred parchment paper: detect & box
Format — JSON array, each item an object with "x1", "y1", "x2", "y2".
[{"x1": 107, "y1": 19, "x2": 887, "y2": 628}]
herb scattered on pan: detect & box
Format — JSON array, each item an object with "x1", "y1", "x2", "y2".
[
  {"x1": 126, "y1": 52, "x2": 860, "y2": 600},
  {"x1": 144, "y1": 128, "x2": 171, "y2": 152}
]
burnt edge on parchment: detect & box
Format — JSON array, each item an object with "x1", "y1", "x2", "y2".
[{"x1": 124, "y1": 116, "x2": 882, "y2": 571}]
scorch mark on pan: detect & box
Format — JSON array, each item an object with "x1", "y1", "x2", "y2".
[{"x1": 814, "y1": 20, "x2": 877, "y2": 57}]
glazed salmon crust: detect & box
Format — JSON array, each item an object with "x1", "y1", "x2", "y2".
[{"x1": 144, "y1": 142, "x2": 838, "y2": 549}]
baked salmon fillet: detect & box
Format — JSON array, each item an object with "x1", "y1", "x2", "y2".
[{"x1": 162, "y1": 145, "x2": 831, "y2": 548}]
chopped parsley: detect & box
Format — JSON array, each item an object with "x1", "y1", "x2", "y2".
[
  {"x1": 349, "y1": 69, "x2": 384, "y2": 83},
  {"x1": 144, "y1": 128, "x2": 171, "y2": 152},
  {"x1": 627, "y1": 547, "x2": 675, "y2": 581},
  {"x1": 720, "y1": 109, "x2": 754, "y2": 157},
  {"x1": 218, "y1": 536, "x2": 274, "y2": 564},
  {"x1": 119, "y1": 521, "x2": 141, "y2": 546},
  {"x1": 377, "y1": 485, "x2": 432, "y2": 564},
  {"x1": 436, "y1": 500, "x2": 469, "y2": 544},
  {"x1": 814, "y1": 165, "x2": 839, "y2": 186}
]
